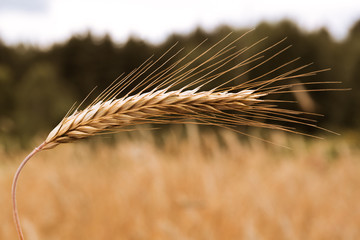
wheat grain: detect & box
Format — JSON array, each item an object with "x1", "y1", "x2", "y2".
[{"x1": 12, "y1": 31, "x2": 340, "y2": 240}]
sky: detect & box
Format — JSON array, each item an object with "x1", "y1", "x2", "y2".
[{"x1": 0, "y1": 0, "x2": 359, "y2": 46}]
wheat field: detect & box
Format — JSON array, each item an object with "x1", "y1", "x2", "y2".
[
  {"x1": 4, "y1": 31, "x2": 357, "y2": 240},
  {"x1": 1, "y1": 128, "x2": 359, "y2": 240}
]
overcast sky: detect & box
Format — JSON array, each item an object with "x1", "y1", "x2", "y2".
[{"x1": 0, "y1": 0, "x2": 359, "y2": 46}]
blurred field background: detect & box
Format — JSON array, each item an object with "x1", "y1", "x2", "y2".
[
  {"x1": 1, "y1": 20, "x2": 360, "y2": 149},
  {"x1": 1, "y1": 8, "x2": 360, "y2": 240},
  {"x1": 1, "y1": 127, "x2": 360, "y2": 239}
]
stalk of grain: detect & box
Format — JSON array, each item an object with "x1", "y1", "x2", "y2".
[{"x1": 11, "y1": 31, "x2": 342, "y2": 240}]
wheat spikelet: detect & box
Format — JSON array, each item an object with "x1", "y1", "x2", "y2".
[
  {"x1": 43, "y1": 89, "x2": 267, "y2": 149},
  {"x1": 12, "y1": 31, "x2": 340, "y2": 240}
]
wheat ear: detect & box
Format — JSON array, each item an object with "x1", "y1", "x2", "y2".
[{"x1": 12, "y1": 31, "x2": 340, "y2": 239}]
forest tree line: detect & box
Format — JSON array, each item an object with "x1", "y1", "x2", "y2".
[{"x1": 0, "y1": 20, "x2": 359, "y2": 149}]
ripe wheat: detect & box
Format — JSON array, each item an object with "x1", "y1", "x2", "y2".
[{"x1": 12, "y1": 31, "x2": 340, "y2": 240}]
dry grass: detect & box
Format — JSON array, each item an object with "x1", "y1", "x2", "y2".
[{"x1": 2, "y1": 129, "x2": 360, "y2": 240}]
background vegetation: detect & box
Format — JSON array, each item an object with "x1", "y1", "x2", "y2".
[
  {"x1": 1, "y1": 129, "x2": 360, "y2": 239},
  {"x1": 0, "y1": 19, "x2": 359, "y2": 150}
]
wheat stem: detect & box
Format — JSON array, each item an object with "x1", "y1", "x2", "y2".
[{"x1": 12, "y1": 142, "x2": 46, "y2": 240}]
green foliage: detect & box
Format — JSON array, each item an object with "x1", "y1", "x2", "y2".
[
  {"x1": 0, "y1": 20, "x2": 359, "y2": 148},
  {"x1": 14, "y1": 63, "x2": 75, "y2": 143}
]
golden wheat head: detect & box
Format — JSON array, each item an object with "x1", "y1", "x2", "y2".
[{"x1": 12, "y1": 31, "x2": 341, "y2": 240}]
